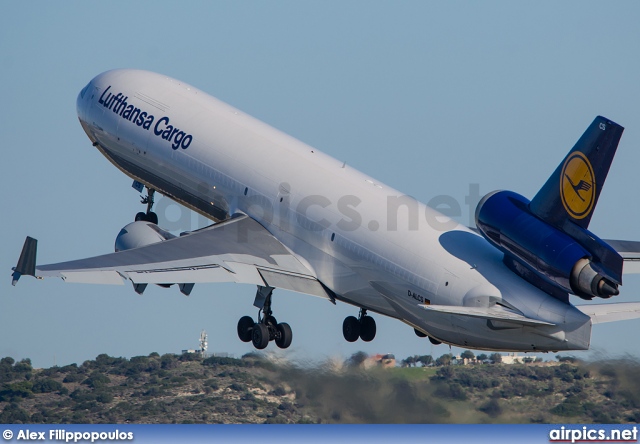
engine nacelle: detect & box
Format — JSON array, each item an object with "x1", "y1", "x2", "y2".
[
  {"x1": 475, "y1": 190, "x2": 619, "y2": 299},
  {"x1": 115, "y1": 221, "x2": 175, "y2": 252}
]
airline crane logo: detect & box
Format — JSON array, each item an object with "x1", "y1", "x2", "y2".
[{"x1": 560, "y1": 151, "x2": 596, "y2": 219}]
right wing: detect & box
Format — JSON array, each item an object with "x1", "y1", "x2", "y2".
[
  {"x1": 12, "y1": 215, "x2": 333, "y2": 300},
  {"x1": 576, "y1": 302, "x2": 640, "y2": 324},
  {"x1": 604, "y1": 239, "x2": 640, "y2": 274}
]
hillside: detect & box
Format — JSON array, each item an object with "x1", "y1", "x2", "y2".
[{"x1": 1, "y1": 353, "x2": 639, "y2": 424}]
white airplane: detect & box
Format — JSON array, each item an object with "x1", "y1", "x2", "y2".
[{"x1": 12, "y1": 69, "x2": 640, "y2": 352}]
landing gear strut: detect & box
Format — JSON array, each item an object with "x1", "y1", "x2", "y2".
[
  {"x1": 135, "y1": 187, "x2": 158, "y2": 224},
  {"x1": 342, "y1": 308, "x2": 376, "y2": 342},
  {"x1": 237, "y1": 286, "x2": 293, "y2": 350}
]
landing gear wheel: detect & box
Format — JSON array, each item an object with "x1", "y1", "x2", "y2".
[
  {"x1": 146, "y1": 211, "x2": 158, "y2": 225},
  {"x1": 275, "y1": 323, "x2": 293, "y2": 349},
  {"x1": 343, "y1": 316, "x2": 360, "y2": 342},
  {"x1": 360, "y1": 316, "x2": 376, "y2": 342},
  {"x1": 428, "y1": 336, "x2": 442, "y2": 345},
  {"x1": 243, "y1": 286, "x2": 294, "y2": 350},
  {"x1": 237, "y1": 316, "x2": 254, "y2": 343},
  {"x1": 135, "y1": 212, "x2": 147, "y2": 222},
  {"x1": 414, "y1": 328, "x2": 427, "y2": 338},
  {"x1": 252, "y1": 323, "x2": 269, "y2": 349}
]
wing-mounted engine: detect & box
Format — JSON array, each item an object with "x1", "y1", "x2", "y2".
[
  {"x1": 114, "y1": 221, "x2": 175, "y2": 252},
  {"x1": 476, "y1": 190, "x2": 620, "y2": 300},
  {"x1": 114, "y1": 221, "x2": 188, "y2": 293}
]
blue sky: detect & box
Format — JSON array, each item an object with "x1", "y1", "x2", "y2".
[{"x1": 2, "y1": 1, "x2": 640, "y2": 368}]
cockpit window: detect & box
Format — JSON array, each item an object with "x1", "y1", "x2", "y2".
[{"x1": 80, "y1": 83, "x2": 90, "y2": 99}]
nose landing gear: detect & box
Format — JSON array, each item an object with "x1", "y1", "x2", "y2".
[
  {"x1": 135, "y1": 187, "x2": 159, "y2": 224},
  {"x1": 237, "y1": 286, "x2": 293, "y2": 350}
]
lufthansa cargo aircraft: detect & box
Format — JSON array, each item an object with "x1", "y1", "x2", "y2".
[{"x1": 12, "y1": 69, "x2": 640, "y2": 352}]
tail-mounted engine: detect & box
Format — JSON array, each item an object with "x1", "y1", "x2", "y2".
[{"x1": 475, "y1": 190, "x2": 621, "y2": 300}]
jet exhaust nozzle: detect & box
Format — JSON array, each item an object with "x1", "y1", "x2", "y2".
[{"x1": 570, "y1": 258, "x2": 619, "y2": 299}]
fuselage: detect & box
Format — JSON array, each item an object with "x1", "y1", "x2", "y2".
[{"x1": 76, "y1": 69, "x2": 592, "y2": 352}]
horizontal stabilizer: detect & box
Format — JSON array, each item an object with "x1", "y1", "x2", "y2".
[
  {"x1": 419, "y1": 304, "x2": 554, "y2": 327},
  {"x1": 577, "y1": 302, "x2": 640, "y2": 324}
]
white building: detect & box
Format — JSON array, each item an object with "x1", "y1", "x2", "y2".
[{"x1": 500, "y1": 353, "x2": 522, "y2": 365}]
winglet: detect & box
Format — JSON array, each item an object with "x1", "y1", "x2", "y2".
[
  {"x1": 12, "y1": 237, "x2": 38, "y2": 286},
  {"x1": 529, "y1": 116, "x2": 624, "y2": 230}
]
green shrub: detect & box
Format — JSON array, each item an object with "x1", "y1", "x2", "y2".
[
  {"x1": 63, "y1": 373, "x2": 84, "y2": 383},
  {"x1": 83, "y1": 372, "x2": 111, "y2": 389},
  {"x1": 479, "y1": 399, "x2": 502, "y2": 418},
  {"x1": 32, "y1": 379, "x2": 63, "y2": 393}
]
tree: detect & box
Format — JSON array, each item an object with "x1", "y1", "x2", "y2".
[
  {"x1": 401, "y1": 356, "x2": 417, "y2": 367},
  {"x1": 160, "y1": 354, "x2": 178, "y2": 370},
  {"x1": 556, "y1": 355, "x2": 577, "y2": 363},
  {"x1": 0, "y1": 357, "x2": 15, "y2": 367},
  {"x1": 13, "y1": 359, "x2": 32, "y2": 373},
  {"x1": 417, "y1": 355, "x2": 433, "y2": 367},
  {"x1": 477, "y1": 354, "x2": 488, "y2": 362},
  {"x1": 435, "y1": 353, "x2": 453, "y2": 366},
  {"x1": 489, "y1": 353, "x2": 502, "y2": 364},
  {"x1": 461, "y1": 350, "x2": 475, "y2": 361}
]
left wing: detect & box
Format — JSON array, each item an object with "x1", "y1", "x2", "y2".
[{"x1": 12, "y1": 215, "x2": 332, "y2": 300}]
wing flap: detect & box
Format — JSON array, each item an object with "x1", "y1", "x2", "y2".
[
  {"x1": 61, "y1": 271, "x2": 125, "y2": 285},
  {"x1": 124, "y1": 265, "x2": 232, "y2": 285},
  {"x1": 420, "y1": 304, "x2": 555, "y2": 326},
  {"x1": 257, "y1": 268, "x2": 331, "y2": 299}
]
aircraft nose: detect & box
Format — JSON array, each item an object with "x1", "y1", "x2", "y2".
[{"x1": 76, "y1": 81, "x2": 91, "y2": 123}]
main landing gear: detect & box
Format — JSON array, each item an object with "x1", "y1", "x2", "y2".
[
  {"x1": 342, "y1": 308, "x2": 376, "y2": 342},
  {"x1": 237, "y1": 286, "x2": 293, "y2": 350},
  {"x1": 135, "y1": 187, "x2": 159, "y2": 225}
]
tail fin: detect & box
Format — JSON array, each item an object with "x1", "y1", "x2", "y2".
[{"x1": 529, "y1": 116, "x2": 624, "y2": 230}]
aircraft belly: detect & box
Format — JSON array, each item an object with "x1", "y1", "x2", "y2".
[
  {"x1": 282, "y1": 234, "x2": 401, "y2": 317},
  {"x1": 99, "y1": 144, "x2": 228, "y2": 222}
]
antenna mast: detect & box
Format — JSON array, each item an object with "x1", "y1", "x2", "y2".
[{"x1": 199, "y1": 330, "x2": 208, "y2": 358}]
